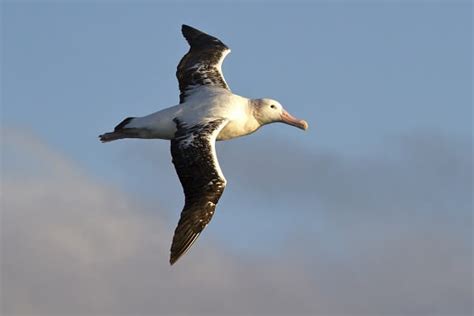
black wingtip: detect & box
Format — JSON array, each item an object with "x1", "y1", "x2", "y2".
[
  {"x1": 169, "y1": 249, "x2": 184, "y2": 266},
  {"x1": 181, "y1": 24, "x2": 203, "y2": 44},
  {"x1": 169, "y1": 229, "x2": 203, "y2": 266},
  {"x1": 170, "y1": 254, "x2": 181, "y2": 266},
  {"x1": 169, "y1": 257, "x2": 176, "y2": 265},
  {"x1": 182, "y1": 24, "x2": 197, "y2": 32},
  {"x1": 180, "y1": 24, "x2": 228, "y2": 49}
]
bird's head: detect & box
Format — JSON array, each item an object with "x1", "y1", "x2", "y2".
[{"x1": 253, "y1": 98, "x2": 308, "y2": 130}]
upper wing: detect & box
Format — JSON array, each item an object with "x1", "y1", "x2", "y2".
[
  {"x1": 177, "y1": 25, "x2": 231, "y2": 103},
  {"x1": 169, "y1": 118, "x2": 228, "y2": 265}
]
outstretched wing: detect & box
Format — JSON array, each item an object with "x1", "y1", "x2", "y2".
[
  {"x1": 169, "y1": 118, "x2": 228, "y2": 265},
  {"x1": 177, "y1": 25, "x2": 231, "y2": 103}
]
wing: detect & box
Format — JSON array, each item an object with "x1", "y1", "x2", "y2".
[
  {"x1": 177, "y1": 25, "x2": 231, "y2": 103},
  {"x1": 169, "y1": 118, "x2": 228, "y2": 265}
]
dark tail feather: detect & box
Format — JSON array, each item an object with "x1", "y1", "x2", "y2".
[
  {"x1": 99, "y1": 131, "x2": 126, "y2": 143},
  {"x1": 114, "y1": 117, "x2": 135, "y2": 131},
  {"x1": 99, "y1": 117, "x2": 136, "y2": 143}
]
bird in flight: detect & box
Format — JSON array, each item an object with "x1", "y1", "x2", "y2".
[{"x1": 100, "y1": 25, "x2": 308, "y2": 265}]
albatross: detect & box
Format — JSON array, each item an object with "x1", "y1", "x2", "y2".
[{"x1": 99, "y1": 25, "x2": 308, "y2": 265}]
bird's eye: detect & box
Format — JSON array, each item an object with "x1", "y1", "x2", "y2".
[{"x1": 270, "y1": 105, "x2": 277, "y2": 109}]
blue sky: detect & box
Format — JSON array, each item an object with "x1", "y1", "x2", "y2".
[
  {"x1": 3, "y1": 1, "x2": 471, "y2": 153},
  {"x1": 2, "y1": 1, "x2": 472, "y2": 315}
]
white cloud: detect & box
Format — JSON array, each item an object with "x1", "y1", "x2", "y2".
[
  {"x1": 1, "y1": 128, "x2": 472, "y2": 316},
  {"x1": 1, "y1": 129, "x2": 319, "y2": 315}
]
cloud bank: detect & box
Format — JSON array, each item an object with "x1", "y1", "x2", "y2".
[{"x1": 1, "y1": 129, "x2": 472, "y2": 315}]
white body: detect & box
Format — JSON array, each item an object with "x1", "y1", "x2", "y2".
[{"x1": 127, "y1": 87, "x2": 261, "y2": 141}]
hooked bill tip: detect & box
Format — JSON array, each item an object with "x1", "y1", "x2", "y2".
[{"x1": 300, "y1": 120, "x2": 309, "y2": 130}]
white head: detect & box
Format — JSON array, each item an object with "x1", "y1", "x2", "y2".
[{"x1": 252, "y1": 98, "x2": 308, "y2": 130}]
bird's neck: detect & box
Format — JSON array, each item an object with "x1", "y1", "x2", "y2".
[{"x1": 249, "y1": 99, "x2": 266, "y2": 126}]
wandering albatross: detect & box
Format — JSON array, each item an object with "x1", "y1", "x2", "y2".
[{"x1": 99, "y1": 25, "x2": 308, "y2": 265}]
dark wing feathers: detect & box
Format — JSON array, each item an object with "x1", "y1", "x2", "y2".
[
  {"x1": 169, "y1": 118, "x2": 228, "y2": 265},
  {"x1": 181, "y1": 25, "x2": 228, "y2": 48},
  {"x1": 177, "y1": 25, "x2": 231, "y2": 103}
]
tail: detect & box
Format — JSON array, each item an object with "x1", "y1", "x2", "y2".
[
  {"x1": 99, "y1": 131, "x2": 127, "y2": 142},
  {"x1": 99, "y1": 117, "x2": 135, "y2": 143}
]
